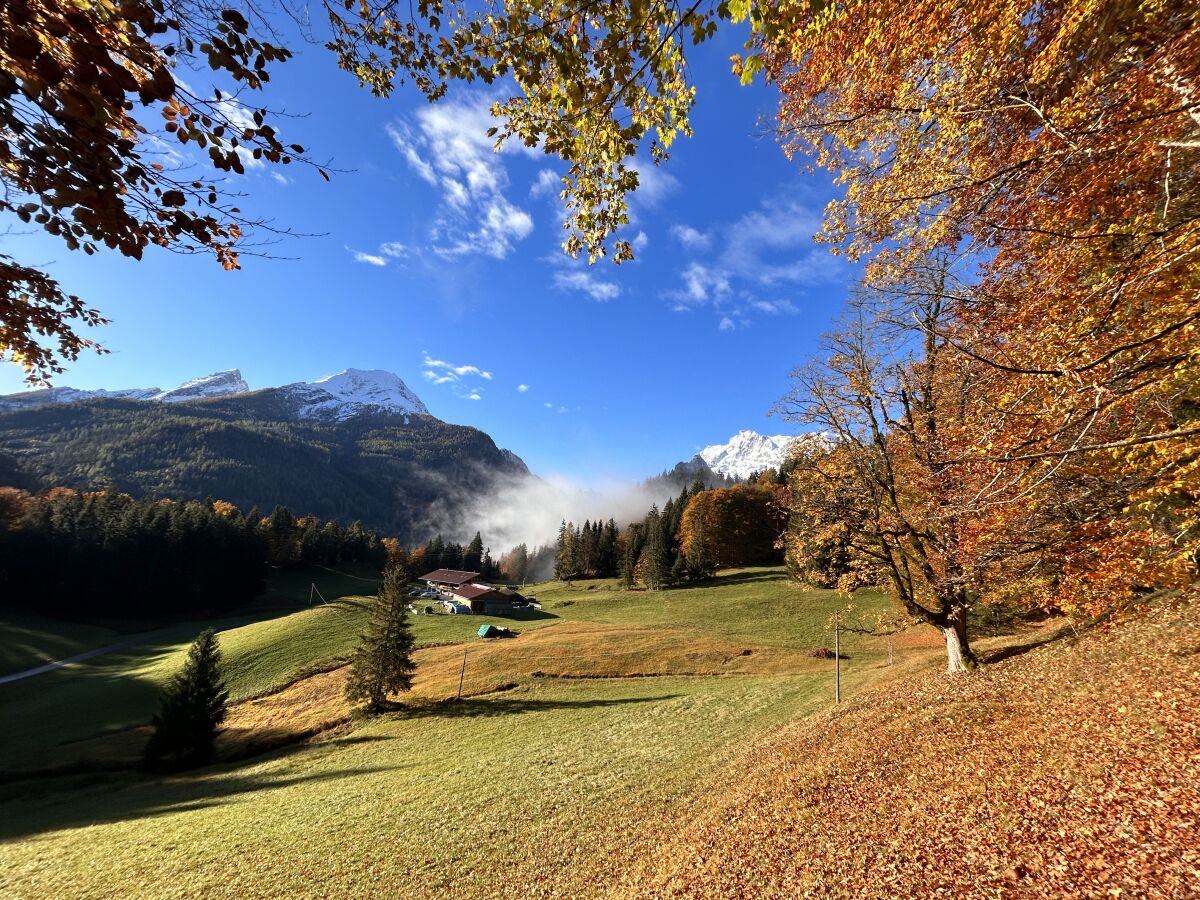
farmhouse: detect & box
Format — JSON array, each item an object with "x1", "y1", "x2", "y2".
[
  {"x1": 420, "y1": 569, "x2": 480, "y2": 595},
  {"x1": 452, "y1": 584, "x2": 519, "y2": 616}
]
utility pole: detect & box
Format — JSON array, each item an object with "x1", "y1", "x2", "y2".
[
  {"x1": 834, "y1": 608, "x2": 841, "y2": 704},
  {"x1": 457, "y1": 648, "x2": 467, "y2": 700}
]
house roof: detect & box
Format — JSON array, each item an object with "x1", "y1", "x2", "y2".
[
  {"x1": 420, "y1": 569, "x2": 480, "y2": 586},
  {"x1": 454, "y1": 584, "x2": 497, "y2": 601}
]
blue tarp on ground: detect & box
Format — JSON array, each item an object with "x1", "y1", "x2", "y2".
[{"x1": 478, "y1": 624, "x2": 502, "y2": 638}]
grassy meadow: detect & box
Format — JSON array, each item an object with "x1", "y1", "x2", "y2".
[{"x1": 0, "y1": 566, "x2": 960, "y2": 898}]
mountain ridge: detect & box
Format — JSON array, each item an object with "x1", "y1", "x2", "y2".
[
  {"x1": 0, "y1": 370, "x2": 526, "y2": 542},
  {"x1": 0, "y1": 367, "x2": 430, "y2": 421}
]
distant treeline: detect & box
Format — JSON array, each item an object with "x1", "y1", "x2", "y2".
[
  {"x1": 0, "y1": 487, "x2": 395, "y2": 620},
  {"x1": 537, "y1": 472, "x2": 790, "y2": 591},
  {"x1": 410, "y1": 532, "x2": 501, "y2": 581}
]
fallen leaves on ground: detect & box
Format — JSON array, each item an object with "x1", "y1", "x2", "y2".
[{"x1": 625, "y1": 591, "x2": 1200, "y2": 899}]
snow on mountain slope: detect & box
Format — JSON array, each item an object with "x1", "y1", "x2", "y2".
[
  {"x1": 287, "y1": 368, "x2": 430, "y2": 420},
  {"x1": 0, "y1": 367, "x2": 431, "y2": 422},
  {"x1": 152, "y1": 369, "x2": 249, "y2": 402},
  {"x1": 0, "y1": 385, "x2": 161, "y2": 413},
  {"x1": 699, "y1": 431, "x2": 796, "y2": 480}
]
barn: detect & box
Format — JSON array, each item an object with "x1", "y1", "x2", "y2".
[{"x1": 452, "y1": 584, "x2": 518, "y2": 616}]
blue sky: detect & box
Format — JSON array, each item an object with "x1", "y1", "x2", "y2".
[{"x1": 0, "y1": 25, "x2": 855, "y2": 480}]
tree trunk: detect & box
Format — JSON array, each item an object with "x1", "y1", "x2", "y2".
[{"x1": 943, "y1": 613, "x2": 978, "y2": 674}]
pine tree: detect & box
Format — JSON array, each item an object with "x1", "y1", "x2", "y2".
[
  {"x1": 345, "y1": 566, "x2": 417, "y2": 714},
  {"x1": 554, "y1": 520, "x2": 569, "y2": 581},
  {"x1": 620, "y1": 522, "x2": 644, "y2": 588},
  {"x1": 670, "y1": 551, "x2": 688, "y2": 586},
  {"x1": 464, "y1": 531, "x2": 484, "y2": 571},
  {"x1": 639, "y1": 505, "x2": 671, "y2": 591},
  {"x1": 600, "y1": 519, "x2": 619, "y2": 577},
  {"x1": 144, "y1": 628, "x2": 229, "y2": 769},
  {"x1": 554, "y1": 520, "x2": 579, "y2": 582}
]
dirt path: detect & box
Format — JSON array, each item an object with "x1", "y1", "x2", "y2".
[{"x1": 0, "y1": 640, "x2": 138, "y2": 686}]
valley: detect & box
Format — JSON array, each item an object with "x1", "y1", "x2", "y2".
[
  {"x1": 1, "y1": 0, "x2": 1196, "y2": 895},
  {"x1": 3, "y1": 566, "x2": 1191, "y2": 898}
]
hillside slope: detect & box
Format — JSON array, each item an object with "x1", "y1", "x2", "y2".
[
  {"x1": 628, "y1": 590, "x2": 1200, "y2": 899},
  {"x1": 0, "y1": 395, "x2": 528, "y2": 540}
]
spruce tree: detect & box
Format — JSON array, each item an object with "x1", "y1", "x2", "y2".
[
  {"x1": 345, "y1": 566, "x2": 417, "y2": 714},
  {"x1": 144, "y1": 628, "x2": 229, "y2": 769},
  {"x1": 670, "y1": 551, "x2": 688, "y2": 586},
  {"x1": 465, "y1": 531, "x2": 484, "y2": 571},
  {"x1": 639, "y1": 505, "x2": 671, "y2": 591}
]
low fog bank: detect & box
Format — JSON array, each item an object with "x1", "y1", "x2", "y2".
[{"x1": 427, "y1": 470, "x2": 681, "y2": 554}]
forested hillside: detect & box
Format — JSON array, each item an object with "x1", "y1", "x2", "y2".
[{"x1": 0, "y1": 394, "x2": 528, "y2": 541}]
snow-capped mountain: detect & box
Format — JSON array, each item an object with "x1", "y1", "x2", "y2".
[
  {"x1": 280, "y1": 369, "x2": 429, "y2": 421},
  {"x1": 0, "y1": 385, "x2": 162, "y2": 413},
  {"x1": 0, "y1": 368, "x2": 431, "y2": 421},
  {"x1": 152, "y1": 369, "x2": 249, "y2": 403},
  {"x1": 698, "y1": 431, "x2": 797, "y2": 480}
]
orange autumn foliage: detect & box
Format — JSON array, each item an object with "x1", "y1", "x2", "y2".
[{"x1": 768, "y1": 0, "x2": 1199, "y2": 617}]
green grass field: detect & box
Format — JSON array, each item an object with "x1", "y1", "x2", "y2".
[
  {"x1": 0, "y1": 612, "x2": 120, "y2": 674},
  {"x1": 0, "y1": 566, "x2": 568, "y2": 770},
  {"x1": 0, "y1": 566, "x2": 934, "y2": 898}
]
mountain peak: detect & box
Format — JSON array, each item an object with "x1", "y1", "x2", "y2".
[
  {"x1": 153, "y1": 369, "x2": 249, "y2": 403},
  {"x1": 288, "y1": 368, "x2": 429, "y2": 420},
  {"x1": 699, "y1": 431, "x2": 795, "y2": 480}
]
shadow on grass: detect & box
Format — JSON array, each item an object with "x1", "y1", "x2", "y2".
[
  {"x1": 400, "y1": 692, "x2": 682, "y2": 721},
  {"x1": 706, "y1": 570, "x2": 788, "y2": 588},
  {"x1": 981, "y1": 624, "x2": 1074, "y2": 665},
  {"x1": 0, "y1": 734, "x2": 398, "y2": 840},
  {"x1": 504, "y1": 608, "x2": 558, "y2": 622}
]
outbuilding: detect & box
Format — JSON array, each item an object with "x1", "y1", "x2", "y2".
[{"x1": 452, "y1": 583, "x2": 519, "y2": 616}]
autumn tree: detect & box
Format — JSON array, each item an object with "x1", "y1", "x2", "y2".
[
  {"x1": 765, "y1": 0, "x2": 1200, "y2": 614},
  {"x1": 1, "y1": 0, "x2": 325, "y2": 382},
  {"x1": 778, "y1": 260, "x2": 999, "y2": 671},
  {"x1": 679, "y1": 483, "x2": 786, "y2": 570},
  {"x1": 784, "y1": 441, "x2": 871, "y2": 591}
]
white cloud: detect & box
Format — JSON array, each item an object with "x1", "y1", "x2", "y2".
[
  {"x1": 670, "y1": 224, "x2": 712, "y2": 251},
  {"x1": 386, "y1": 121, "x2": 437, "y2": 185},
  {"x1": 421, "y1": 353, "x2": 494, "y2": 401},
  {"x1": 748, "y1": 298, "x2": 799, "y2": 315},
  {"x1": 553, "y1": 270, "x2": 621, "y2": 302},
  {"x1": 379, "y1": 242, "x2": 408, "y2": 258},
  {"x1": 348, "y1": 248, "x2": 388, "y2": 267},
  {"x1": 678, "y1": 263, "x2": 731, "y2": 304},
  {"x1": 388, "y1": 98, "x2": 538, "y2": 260},
  {"x1": 629, "y1": 159, "x2": 679, "y2": 207},
  {"x1": 544, "y1": 402, "x2": 553, "y2": 408},
  {"x1": 517, "y1": 384, "x2": 530, "y2": 393},
  {"x1": 557, "y1": 406, "x2": 568, "y2": 414},
  {"x1": 530, "y1": 168, "x2": 561, "y2": 199},
  {"x1": 631, "y1": 230, "x2": 649, "y2": 252},
  {"x1": 271, "y1": 171, "x2": 289, "y2": 186},
  {"x1": 663, "y1": 198, "x2": 842, "y2": 329}
]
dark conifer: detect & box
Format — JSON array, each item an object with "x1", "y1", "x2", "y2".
[
  {"x1": 144, "y1": 628, "x2": 229, "y2": 769},
  {"x1": 345, "y1": 566, "x2": 417, "y2": 714}
]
